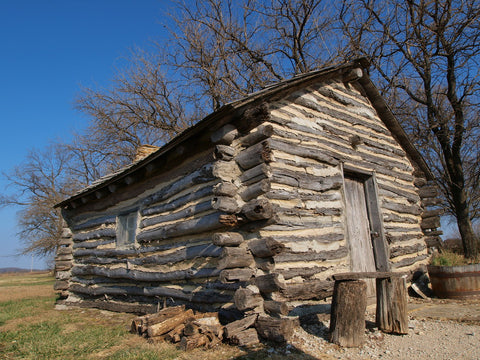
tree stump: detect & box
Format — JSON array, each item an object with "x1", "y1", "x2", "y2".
[
  {"x1": 376, "y1": 276, "x2": 408, "y2": 334},
  {"x1": 329, "y1": 280, "x2": 367, "y2": 347}
]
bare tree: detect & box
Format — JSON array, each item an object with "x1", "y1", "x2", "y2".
[
  {"x1": 0, "y1": 144, "x2": 80, "y2": 257},
  {"x1": 340, "y1": 0, "x2": 480, "y2": 258}
]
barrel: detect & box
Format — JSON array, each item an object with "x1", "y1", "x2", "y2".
[{"x1": 427, "y1": 264, "x2": 480, "y2": 299}]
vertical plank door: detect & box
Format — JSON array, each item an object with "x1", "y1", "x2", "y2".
[{"x1": 344, "y1": 177, "x2": 377, "y2": 298}]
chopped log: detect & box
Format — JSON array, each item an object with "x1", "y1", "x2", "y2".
[
  {"x1": 147, "y1": 309, "x2": 194, "y2": 337},
  {"x1": 179, "y1": 333, "x2": 210, "y2": 351},
  {"x1": 211, "y1": 124, "x2": 238, "y2": 145},
  {"x1": 240, "y1": 179, "x2": 271, "y2": 201},
  {"x1": 239, "y1": 124, "x2": 274, "y2": 147},
  {"x1": 418, "y1": 186, "x2": 438, "y2": 198},
  {"x1": 264, "y1": 300, "x2": 289, "y2": 316},
  {"x1": 164, "y1": 324, "x2": 185, "y2": 343},
  {"x1": 255, "y1": 257, "x2": 275, "y2": 272},
  {"x1": 329, "y1": 280, "x2": 367, "y2": 347},
  {"x1": 420, "y1": 216, "x2": 441, "y2": 230},
  {"x1": 214, "y1": 145, "x2": 236, "y2": 161},
  {"x1": 183, "y1": 321, "x2": 199, "y2": 336},
  {"x1": 218, "y1": 247, "x2": 255, "y2": 269},
  {"x1": 136, "y1": 305, "x2": 187, "y2": 331},
  {"x1": 241, "y1": 199, "x2": 274, "y2": 221},
  {"x1": 212, "y1": 232, "x2": 244, "y2": 247},
  {"x1": 220, "y1": 268, "x2": 254, "y2": 282},
  {"x1": 236, "y1": 141, "x2": 273, "y2": 170},
  {"x1": 421, "y1": 208, "x2": 444, "y2": 218},
  {"x1": 229, "y1": 328, "x2": 260, "y2": 347},
  {"x1": 212, "y1": 196, "x2": 240, "y2": 213},
  {"x1": 223, "y1": 314, "x2": 258, "y2": 339},
  {"x1": 254, "y1": 273, "x2": 287, "y2": 294},
  {"x1": 248, "y1": 237, "x2": 284, "y2": 258},
  {"x1": 332, "y1": 272, "x2": 407, "y2": 281},
  {"x1": 376, "y1": 276, "x2": 408, "y2": 334},
  {"x1": 276, "y1": 279, "x2": 333, "y2": 301},
  {"x1": 234, "y1": 286, "x2": 264, "y2": 311},
  {"x1": 213, "y1": 182, "x2": 238, "y2": 197},
  {"x1": 255, "y1": 315, "x2": 298, "y2": 343}
]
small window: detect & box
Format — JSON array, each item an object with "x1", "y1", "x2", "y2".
[{"x1": 117, "y1": 212, "x2": 138, "y2": 247}]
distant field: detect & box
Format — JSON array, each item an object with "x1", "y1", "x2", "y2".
[{"x1": 0, "y1": 272, "x2": 307, "y2": 359}]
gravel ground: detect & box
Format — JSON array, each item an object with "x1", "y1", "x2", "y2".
[{"x1": 282, "y1": 300, "x2": 480, "y2": 360}]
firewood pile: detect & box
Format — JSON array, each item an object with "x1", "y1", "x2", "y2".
[{"x1": 130, "y1": 305, "x2": 299, "y2": 350}]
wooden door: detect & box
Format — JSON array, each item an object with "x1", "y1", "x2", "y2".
[{"x1": 344, "y1": 177, "x2": 377, "y2": 297}]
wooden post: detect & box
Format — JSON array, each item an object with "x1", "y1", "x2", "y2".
[
  {"x1": 329, "y1": 280, "x2": 367, "y2": 347},
  {"x1": 376, "y1": 276, "x2": 408, "y2": 334}
]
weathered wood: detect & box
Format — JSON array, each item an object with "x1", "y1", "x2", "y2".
[
  {"x1": 276, "y1": 279, "x2": 333, "y2": 301},
  {"x1": 212, "y1": 196, "x2": 240, "y2": 213},
  {"x1": 254, "y1": 273, "x2": 287, "y2": 293},
  {"x1": 376, "y1": 277, "x2": 408, "y2": 334},
  {"x1": 421, "y1": 208, "x2": 444, "y2": 218},
  {"x1": 271, "y1": 167, "x2": 343, "y2": 192},
  {"x1": 247, "y1": 237, "x2": 284, "y2": 258},
  {"x1": 137, "y1": 213, "x2": 238, "y2": 243},
  {"x1": 73, "y1": 228, "x2": 116, "y2": 242},
  {"x1": 228, "y1": 327, "x2": 260, "y2": 347},
  {"x1": 234, "y1": 286, "x2": 264, "y2": 311},
  {"x1": 223, "y1": 314, "x2": 258, "y2": 339},
  {"x1": 240, "y1": 179, "x2": 271, "y2": 201},
  {"x1": 212, "y1": 232, "x2": 244, "y2": 247},
  {"x1": 214, "y1": 145, "x2": 236, "y2": 161},
  {"x1": 267, "y1": 137, "x2": 338, "y2": 166},
  {"x1": 420, "y1": 216, "x2": 441, "y2": 230},
  {"x1": 147, "y1": 309, "x2": 194, "y2": 337},
  {"x1": 274, "y1": 247, "x2": 348, "y2": 263},
  {"x1": 254, "y1": 257, "x2": 275, "y2": 272},
  {"x1": 239, "y1": 124, "x2": 274, "y2": 147},
  {"x1": 164, "y1": 323, "x2": 185, "y2": 343},
  {"x1": 421, "y1": 197, "x2": 443, "y2": 206},
  {"x1": 211, "y1": 124, "x2": 238, "y2": 145},
  {"x1": 213, "y1": 182, "x2": 238, "y2": 197},
  {"x1": 179, "y1": 333, "x2": 210, "y2": 350},
  {"x1": 131, "y1": 305, "x2": 186, "y2": 334},
  {"x1": 218, "y1": 247, "x2": 255, "y2": 269},
  {"x1": 390, "y1": 243, "x2": 426, "y2": 258},
  {"x1": 236, "y1": 141, "x2": 273, "y2": 170},
  {"x1": 239, "y1": 163, "x2": 271, "y2": 185},
  {"x1": 333, "y1": 272, "x2": 408, "y2": 281},
  {"x1": 241, "y1": 199, "x2": 274, "y2": 221},
  {"x1": 140, "y1": 200, "x2": 212, "y2": 228},
  {"x1": 329, "y1": 280, "x2": 367, "y2": 347},
  {"x1": 255, "y1": 315, "x2": 298, "y2": 343},
  {"x1": 219, "y1": 268, "x2": 254, "y2": 282},
  {"x1": 264, "y1": 300, "x2": 289, "y2": 316},
  {"x1": 418, "y1": 186, "x2": 438, "y2": 198}
]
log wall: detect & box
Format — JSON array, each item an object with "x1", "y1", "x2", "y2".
[{"x1": 59, "y1": 76, "x2": 440, "y2": 314}]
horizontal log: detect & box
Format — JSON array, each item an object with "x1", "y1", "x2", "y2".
[
  {"x1": 378, "y1": 184, "x2": 419, "y2": 204},
  {"x1": 390, "y1": 243, "x2": 426, "y2": 258},
  {"x1": 418, "y1": 186, "x2": 438, "y2": 198},
  {"x1": 218, "y1": 247, "x2": 255, "y2": 269},
  {"x1": 148, "y1": 309, "x2": 194, "y2": 337},
  {"x1": 142, "y1": 185, "x2": 213, "y2": 216},
  {"x1": 247, "y1": 237, "x2": 285, "y2": 258},
  {"x1": 421, "y1": 208, "x2": 444, "y2": 218},
  {"x1": 267, "y1": 137, "x2": 338, "y2": 166},
  {"x1": 211, "y1": 123, "x2": 238, "y2": 145},
  {"x1": 55, "y1": 254, "x2": 73, "y2": 262},
  {"x1": 228, "y1": 327, "x2": 259, "y2": 347},
  {"x1": 277, "y1": 266, "x2": 329, "y2": 280},
  {"x1": 238, "y1": 102, "x2": 270, "y2": 132},
  {"x1": 235, "y1": 141, "x2": 273, "y2": 170},
  {"x1": 239, "y1": 163, "x2": 271, "y2": 186},
  {"x1": 72, "y1": 239, "x2": 114, "y2": 249},
  {"x1": 332, "y1": 272, "x2": 407, "y2": 281},
  {"x1": 57, "y1": 247, "x2": 73, "y2": 255},
  {"x1": 137, "y1": 213, "x2": 238, "y2": 243},
  {"x1": 271, "y1": 168, "x2": 343, "y2": 192},
  {"x1": 421, "y1": 197, "x2": 443, "y2": 206},
  {"x1": 219, "y1": 268, "x2": 255, "y2": 282},
  {"x1": 386, "y1": 232, "x2": 423, "y2": 244},
  {"x1": 274, "y1": 247, "x2": 348, "y2": 263},
  {"x1": 143, "y1": 164, "x2": 215, "y2": 207},
  {"x1": 60, "y1": 298, "x2": 157, "y2": 315},
  {"x1": 71, "y1": 216, "x2": 116, "y2": 232},
  {"x1": 73, "y1": 228, "x2": 116, "y2": 242},
  {"x1": 212, "y1": 232, "x2": 244, "y2": 247},
  {"x1": 69, "y1": 283, "x2": 232, "y2": 304},
  {"x1": 71, "y1": 265, "x2": 221, "y2": 282},
  {"x1": 224, "y1": 314, "x2": 258, "y2": 339},
  {"x1": 212, "y1": 182, "x2": 238, "y2": 197},
  {"x1": 277, "y1": 279, "x2": 333, "y2": 301},
  {"x1": 140, "y1": 200, "x2": 212, "y2": 228},
  {"x1": 240, "y1": 179, "x2": 271, "y2": 201},
  {"x1": 214, "y1": 145, "x2": 235, "y2": 161},
  {"x1": 382, "y1": 201, "x2": 422, "y2": 215},
  {"x1": 58, "y1": 237, "x2": 73, "y2": 246},
  {"x1": 241, "y1": 199, "x2": 274, "y2": 221},
  {"x1": 239, "y1": 124, "x2": 274, "y2": 147},
  {"x1": 391, "y1": 254, "x2": 429, "y2": 269}
]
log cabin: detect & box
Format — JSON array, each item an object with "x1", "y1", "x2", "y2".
[{"x1": 54, "y1": 58, "x2": 442, "y2": 316}]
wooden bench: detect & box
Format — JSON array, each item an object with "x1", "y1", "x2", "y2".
[{"x1": 329, "y1": 272, "x2": 408, "y2": 347}]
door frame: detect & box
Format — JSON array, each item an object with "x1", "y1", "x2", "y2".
[{"x1": 342, "y1": 165, "x2": 390, "y2": 272}]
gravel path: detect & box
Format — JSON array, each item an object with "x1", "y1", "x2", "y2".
[{"x1": 284, "y1": 300, "x2": 480, "y2": 360}]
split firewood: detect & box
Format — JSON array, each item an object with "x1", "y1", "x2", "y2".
[{"x1": 147, "y1": 309, "x2": 194, "y2": 338}]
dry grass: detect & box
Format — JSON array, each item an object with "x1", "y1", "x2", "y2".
[{"x1": 0, "y1": 272, "x2": 315, "y2": 359}]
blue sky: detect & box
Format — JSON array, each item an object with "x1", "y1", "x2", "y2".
[{"x1": 0, "y1": 0, "x2": 171, "y2": 269}]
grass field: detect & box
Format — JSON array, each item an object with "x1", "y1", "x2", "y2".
[{"x1": 0, "y1": 272, "x2": 310, "y2": 359}]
